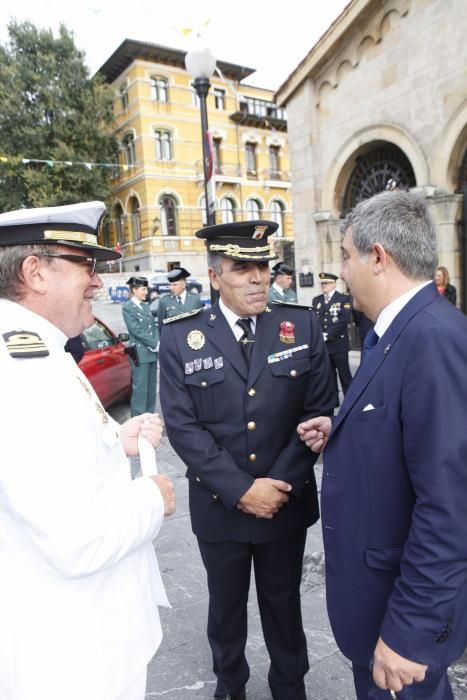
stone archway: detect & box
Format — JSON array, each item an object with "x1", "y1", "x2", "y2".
[{"x1": 342, "y1": 143, "x2": 416, "y2": 213}]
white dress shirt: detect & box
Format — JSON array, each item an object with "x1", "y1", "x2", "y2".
[
  {"x1": 374, "y1": 281, "x2": 431, "y2": 339},
  {"x1": 219, "y1": 298, "x2": 257, "y2": 341}
]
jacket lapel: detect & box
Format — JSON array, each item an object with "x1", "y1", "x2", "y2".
[
  {"x1": 331, "y1": 283, "x2": 440, "y2": 435},
  {"x1": 248, "y1": 305, "x2": 279, "y2": 386}
]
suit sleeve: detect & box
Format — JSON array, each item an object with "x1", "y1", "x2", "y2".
[
  {"x1": 122, "y1": 304, "x2": 158, "y2": 348},
  {"x1": 380, "y1": 321, "x2": 467, "y2": 665},
  {"x1": 266, "y1": 310, "x2": 336, "y2": 494},
  {"x1": 159, "y1": 325, "x2": 254, "y2": 510}
]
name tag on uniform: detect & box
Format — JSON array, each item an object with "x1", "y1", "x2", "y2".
[{"x1": 267, "y1": 344, "x2": 309, "y2": 364}]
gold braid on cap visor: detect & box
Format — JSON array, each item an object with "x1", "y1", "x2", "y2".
[
  {"x1": 44, "y1": 230, "x2": 99, "y2": 245},
  {"x1": 208, "y1": 243, "x2": 273, "y2": 259}
]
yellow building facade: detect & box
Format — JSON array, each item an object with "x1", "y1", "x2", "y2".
[{"x1": 97, "y1": 40, "x2": 294, "y2": 280}]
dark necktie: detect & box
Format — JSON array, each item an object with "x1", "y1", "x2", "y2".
[
  {"x1": 177, "y1": 295, "x2": 182, "y2": 304},
  {"x1": 361, "y1": 328, "x2": 379, "y2": 363},
  {"x1": 236, "y1": 318, "x2": 255, "y2": 363},
  {"x1": 64, "y1": 336, "x2": 84, "y2": 364}
]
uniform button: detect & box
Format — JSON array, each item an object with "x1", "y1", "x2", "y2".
[
  {"x1": 304, "y1": 479, "x2": 310, "y2": 484},
  {"x1": 248, "y1": 388, "x2": 256, "y2": 397},
  {"x1": 195, "y1": 476, "x2": 201, "y2": 482},
  {"x1": 290, "y1": 369, "x2": 297, "y2": 377},
  {"x1": 249, "y1": 453, "x2": 257, "y2": 462},
  {"x1": 201, "y1": 381, "x2": 208, "y2": 388},
  {"x1": 247, "y1": 421, "x2": 256, "y2": 431},
  {"x1": 212, "y1": 493, "x2": 218, "y2": 500}
]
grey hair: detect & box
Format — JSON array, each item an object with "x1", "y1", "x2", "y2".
[
  {"x1": 341, "y1": 191, "x2": 438, "y2": 280},
  {"x1": 0, "y1": 244, "x2": 56, "y2": 301},
  {"x1": 207, "y1": 252, "x2": 224, "y2": 275}
]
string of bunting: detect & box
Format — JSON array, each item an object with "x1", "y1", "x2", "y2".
[{"x1": 0, "y1": 155, "x2": 128, "y2": 171}]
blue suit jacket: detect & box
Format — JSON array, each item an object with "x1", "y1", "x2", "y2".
[
  {"x1": 322, "y1": 283, "x2": 467, "y2": 668},
  {"x1": 159, "y1": 301, "x2": 335, "y2": 543}
]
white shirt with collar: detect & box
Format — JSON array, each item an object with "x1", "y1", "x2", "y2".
[
  {"x1": 272, "y1": 282, "x2": 286, "y2": 297},
  {"x1": 219, "y1": 298, "x2": 257, "y2": 341},
  {"x1": 0, "y1": 299, "x2": 167, "y2": 700},
  {"x1": 374, "y1": 281, "x2": 431, "y2": 339}
]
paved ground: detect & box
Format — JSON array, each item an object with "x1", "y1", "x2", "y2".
[{"x1": 96, "y1": 301, "x2": 467, "y2": 700}]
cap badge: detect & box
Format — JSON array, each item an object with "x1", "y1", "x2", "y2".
[
  {"x1": 187, "y1": 329, "x2": 206, "y2": 351},
  {"x1": 252, "y1": 225, "x2": 268, "y2": 240},
  {"x1": 2, "y1": 330, "x2": 49, "y2": 358},
  {"x1": 279, "y1": 321, "x2": 295, "y2": 344}
]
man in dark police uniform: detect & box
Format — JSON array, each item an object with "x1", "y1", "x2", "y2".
[
  {"x1": 312, "y1": 272, "x2": 352, "y2": 399},
  {"x1": 159, "y1": 220, "x2": 335, "y2": 700}
]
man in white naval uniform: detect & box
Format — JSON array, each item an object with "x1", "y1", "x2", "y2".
[{"x1": 0, "y1": 201, "x2": 175, "y2": 700}]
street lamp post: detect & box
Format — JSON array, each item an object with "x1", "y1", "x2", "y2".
[{"x1": 185, "y1": 46, "x2": 216, "y2": 227}]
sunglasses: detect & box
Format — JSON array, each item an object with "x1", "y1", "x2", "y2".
[{"x1": 39, "y1": 253, "x2": 97, "y2": 276}]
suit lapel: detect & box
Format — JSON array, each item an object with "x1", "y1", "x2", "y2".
[
  {"x1": 331, "y1": 283, "x2": 439, "y2": 435},
  {"x1": 205, "y1": 303, "x2": 248, "y2": 380}
]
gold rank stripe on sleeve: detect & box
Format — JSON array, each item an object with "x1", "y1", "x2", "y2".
[{"x1": 2, "y1": 330, "x2": 49, "y2": 358}]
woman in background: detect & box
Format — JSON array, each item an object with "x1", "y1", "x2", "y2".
[{"x1": 434, "y1": 266, "x2": 457, "y2": 305}]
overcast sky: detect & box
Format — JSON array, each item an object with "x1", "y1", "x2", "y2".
[{"x1": 0, "y1": 0, "x2": 350, "y2": 89}]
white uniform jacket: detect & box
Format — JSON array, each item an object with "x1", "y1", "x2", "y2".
[{"x1": 0, "y1": 300, "x2": 169, "y2": 700}]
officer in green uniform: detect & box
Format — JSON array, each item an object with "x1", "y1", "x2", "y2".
[
  {"x1": 157, "y1": 267, "x2": 204, "y2": 331},
  {"x1": 268, "y1": 262, "x2": 298, "y2": 303},
  {"x1": 122, "y1": 276, "x2": 159, "y2": 416}
]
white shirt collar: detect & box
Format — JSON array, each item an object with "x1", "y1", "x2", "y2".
[
  {"x1": 374, "y1": 281, "x2": 431, "y2": 339},
  {"x1": 219, "y1": 298, "x2": 257, "y2": 341},
  {"x1": 131, "y1": 297, "x2": 142, "y2": 307},
  {"x1": 272, "y1": 282, "x2": 285, "y2": 295},
  {"x1": 175, "y1": 290, "x2": 187, "y2": 303}
]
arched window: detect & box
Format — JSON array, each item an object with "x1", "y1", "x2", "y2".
[
  {"x1": 123, "y1": 133, "x2": 136, "y2": 167},
  {"x1": 221, "y1": 197, "x2": 235, "y2": 224},
  {"x1": 343, "y1": 144, "x2": 416, "y2": 213},
  {"x1": 129, "y1": 197, "x2": 141, "y2": 241},
  {"x1": 119, "y1": 83, "x2": 129, "y2": 111},
  {"x1": 245, "y1": 142, "x2": 257, "y2": 175},
  {"x1": 270, "y1": 200, "x2": 284, "y2": 237},
  {"x1": 458, "y1": 149, "x2": 467, "y2": 192},
  {"x1": 155, "y1": 130, "x2": 173, "y2": 161},
  {"x1": 150, "y1": 76, "x2": 169, "y2": 103},
  {"x1": 246, "y1": 199, "x2": 261, "y2": 220},
  {"x1": 113, "y1": 203, "x2": 124, "y2": 244},
  {"x1": 160, "y1": 196, "x2": 177, "y2": 236}
]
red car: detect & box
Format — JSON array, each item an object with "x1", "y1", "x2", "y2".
[{"x1": 79, "y1": 317, "x2": 132, "y2": 409}]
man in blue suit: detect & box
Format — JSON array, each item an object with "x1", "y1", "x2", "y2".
[
  {"x1": 298, "y1": 190, "x2": 467, "y2": 699},
  {"x1": 159, "y1": 220, "x2": 335, "y2": 700}
]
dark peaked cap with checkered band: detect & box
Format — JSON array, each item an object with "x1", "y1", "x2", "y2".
[
  {"x1": 196, "y1": 220, "x2": 279, "y2": 262},
  {"x1": 0, "y1": 201, "x2": 121, "y2": 261}
]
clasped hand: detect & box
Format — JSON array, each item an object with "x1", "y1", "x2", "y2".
[
  {"x1": 297, "y1": 416, "x2": 332, "y2": 453},
  {"x1": 120, "y1": 412, "x2": 164, "y2": 456},
  {"x1": 237, "y1": 477, "x2": 291, "y2": 519}
]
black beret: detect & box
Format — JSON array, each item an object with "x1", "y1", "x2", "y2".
[
  {"x1": 126, "y1": 276, "x2": 148, "y2": 287},
  {"x1": 196, "y1": 220, "x2": 278, "y2": 262},
  {"x1": 272, "y1": 262, "x2": 294, "y2": 276},
  {"x1": 167, "y1": 267, "x2": 190, "y2": 282}
]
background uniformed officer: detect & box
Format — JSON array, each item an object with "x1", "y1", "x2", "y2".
[
  {"x1": 122, "y1": 276, "x2": 159, "y2": 416},
  {"x1": 312, "y1": 272, "x2": 352, "y2": 402},
  {"x1": 268, "y1": 261, "x2": 298, "y2": 303},
  {"x1": 159, "y1": 220, "x2": 335, "y2": 700},
  {"x1": 157, "y1": 267, "x2": 204, "y2": 331}
]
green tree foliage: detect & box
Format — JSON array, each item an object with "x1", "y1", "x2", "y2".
[{"x1": 0, "y1": 20, "x2": 119, "y2": 211}]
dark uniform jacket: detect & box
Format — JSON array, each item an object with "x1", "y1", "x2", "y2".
[
  {"x1": 159, "y1": 301, "x2": 335, "y2": 543},
  {"x1": 158, "y1": 291, "x2": 204, "y2": 331},
  {"x1": 312, "y1": 290, "x2": 352, "y2": 355},
  {"x1": 122, "y1": 300, "x2": 159, "y2": 363}
]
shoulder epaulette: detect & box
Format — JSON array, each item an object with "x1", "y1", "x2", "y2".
[
  {"x1": 163, "y1": 307, "x2": 205, "y2": 324},
  {"x1": 2, "y1": 329, "x2": 49, "y2": 358},
  {"x1": 271, "y1": 300, "x2": 313, "y2": 311}
]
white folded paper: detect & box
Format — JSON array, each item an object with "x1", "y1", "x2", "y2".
[{"x1": 138, "y1": 435, "x2": 158, "y2": 476}]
